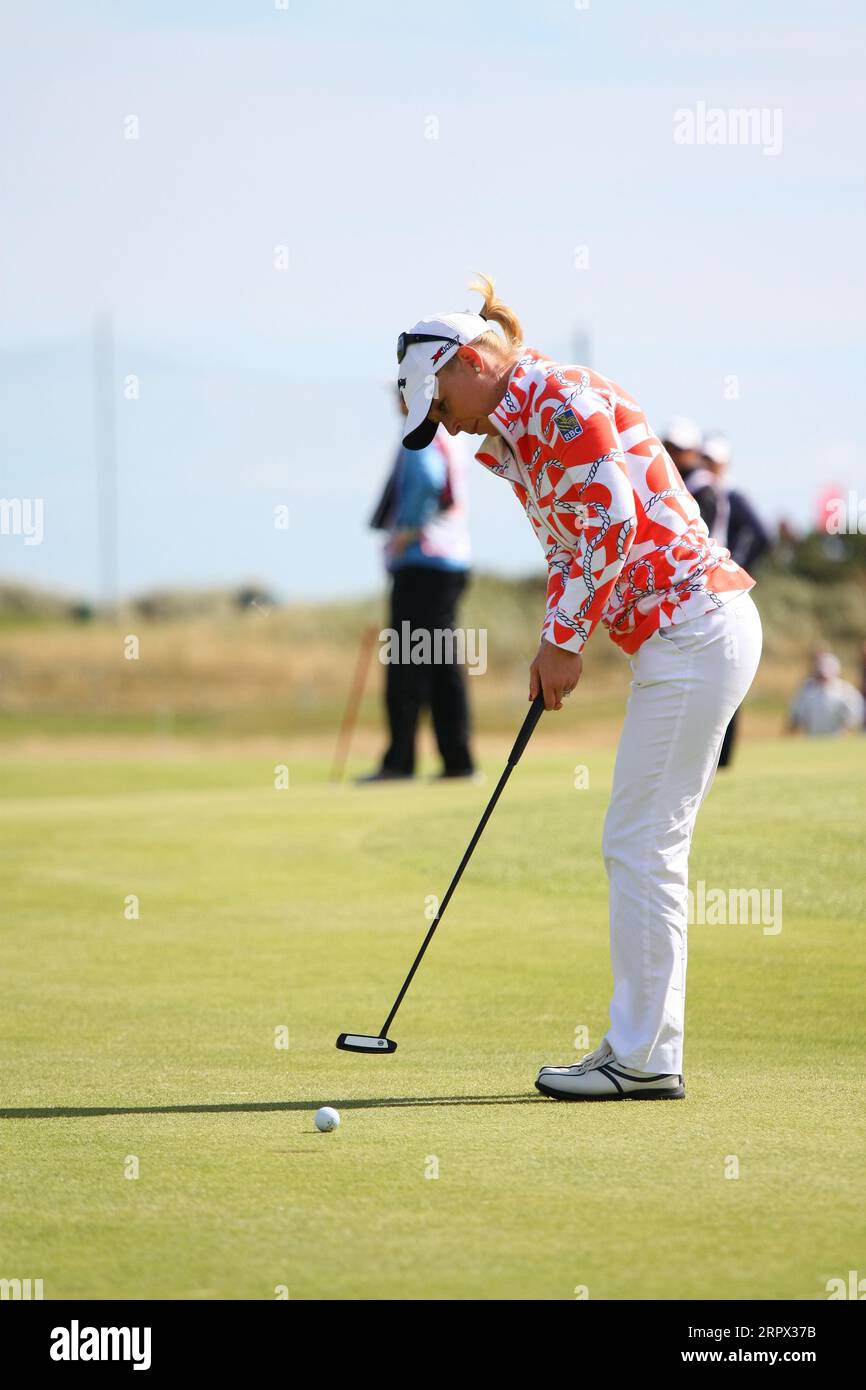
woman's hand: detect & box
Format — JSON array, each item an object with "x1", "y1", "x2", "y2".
[
  {"x1": 387, "y1": 527, "x2": 417, "y2": 559},
  {"x1": 529, "y1": 640, "x2": 583, "y2": 711}
]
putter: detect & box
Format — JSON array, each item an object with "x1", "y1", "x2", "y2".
[{"x1": 336, "y1": 692, "x2": 546, "y2": 1054}]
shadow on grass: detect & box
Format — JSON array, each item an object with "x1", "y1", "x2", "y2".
[{"x1": 0, "y1": 1094, "x2": 546, "y2": 1120}]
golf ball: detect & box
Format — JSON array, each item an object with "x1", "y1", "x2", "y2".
[{"x1": 315, "y1": 1106, "x2": 341, "y2": 1132}]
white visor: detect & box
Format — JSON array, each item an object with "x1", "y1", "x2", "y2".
[{"x1": 397, "y1": 311, "x2": 496, "y2": 449}]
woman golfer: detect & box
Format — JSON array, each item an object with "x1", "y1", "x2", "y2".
[{"x1": 396, "y1": 275, "x2": 762, "y2": 1101}]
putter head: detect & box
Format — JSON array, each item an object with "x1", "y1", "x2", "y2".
[{"x1": 336, "y1": 1033, "x2": 398, "y2": 1054}]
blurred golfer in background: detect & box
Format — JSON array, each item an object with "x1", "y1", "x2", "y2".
[
  {"x1": 396, "y1": 275, "x2": 762, "y2": 1100},
  {"x1": 357, "y1": 391, "x2": 476, "y2": 783}
]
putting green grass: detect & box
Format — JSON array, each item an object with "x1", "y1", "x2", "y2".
[{"x1": 1, "y1": 733, "x2": 864, "y2": 1300}]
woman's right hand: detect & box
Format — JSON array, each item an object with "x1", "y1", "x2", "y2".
[{"x1": 529, "y1": 640, "x2": 583, "y2": 711}]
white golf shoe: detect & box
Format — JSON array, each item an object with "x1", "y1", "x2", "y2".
[{"x1": 535, "y1": 1039, "x2": 685, "y2": 1102}]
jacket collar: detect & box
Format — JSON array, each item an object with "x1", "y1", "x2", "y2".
[{"x1": 485, "y1": 346, "x2": 549, "y2": 443}]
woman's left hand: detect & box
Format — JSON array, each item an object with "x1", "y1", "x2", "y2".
[
  {"x1": 529, "y1": 640, "x2": 583, "y2": 711},
  {"x1": 387, "y1": 527, "x2": 417, "y2": 559}
]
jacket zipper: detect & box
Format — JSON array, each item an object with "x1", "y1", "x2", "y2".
[{"x1": 487, "y1": 417, "x2": 577, "y2": 552}]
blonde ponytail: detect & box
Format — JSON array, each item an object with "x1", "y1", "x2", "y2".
[{"x1": 468, "y1": 272, "x2": 523, "y2": 354}]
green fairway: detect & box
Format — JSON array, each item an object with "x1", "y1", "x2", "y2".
[{"x1": 1, "y1": 733, "x2": 864, "y2": 1301}]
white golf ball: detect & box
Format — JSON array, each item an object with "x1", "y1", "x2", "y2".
[{"x1": 315, "y1": 1106, "x2": 340, "y2": 1133}]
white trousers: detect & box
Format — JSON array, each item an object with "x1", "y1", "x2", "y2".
[{"x1": 601, "y1": 591, "x2": 763, "y2": 1074}]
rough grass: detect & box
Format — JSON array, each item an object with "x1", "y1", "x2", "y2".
[{"x1": 0, "y1": 569, "x2": 864, "y2": 737}]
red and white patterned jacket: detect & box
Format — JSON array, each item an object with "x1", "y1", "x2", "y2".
[{"x1": 474, "y1": 347, "x2": 755, "y2": 656}]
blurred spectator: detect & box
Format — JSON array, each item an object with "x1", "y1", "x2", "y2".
[
  {"x1": 661, "y1": 417, "x2": 716, "y2": 528},
  {"x1": 775, "y1": 517, "x2": 799, "y2": 568},
  {"x1": 788, "y1": 651, "x2": 865, "y2": 736},
  {"x1": 357, "y1": 393, "x2": 476, "y2": 782},
  {"x1": 692, "y1": 431, "x2": 772, "y2": 767},
  {"x1": 707, "y1": 441, "x2": 770, "y2": 572}
]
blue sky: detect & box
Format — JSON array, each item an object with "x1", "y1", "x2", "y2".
[{"x1": 1, "y1": 0, "x2": 864, "y2": 601}]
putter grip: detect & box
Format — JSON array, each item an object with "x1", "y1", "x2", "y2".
[{"x1": 508, "y1": 692, "x2": 546, "y2": 765}]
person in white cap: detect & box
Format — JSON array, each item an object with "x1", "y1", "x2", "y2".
[
  {"x1": 700, "y1": 431, "x2": 771, "y2": 573},
  {"x1": 661, "y1": 417, "x2": 717, "y2": 530},
  {"x1": 397, "y1": 274, "x2": 763, "y2": 1101},
  {"x1": 660, "y1": 416, "x2": 702, "y2": 470},
  {"x1": 788, "y1": 651, "x2": 865, "y2": 735}
]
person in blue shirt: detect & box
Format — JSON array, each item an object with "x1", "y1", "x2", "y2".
[{"x1": 358, "y1": 398, "x2": 476, "y2": 782}]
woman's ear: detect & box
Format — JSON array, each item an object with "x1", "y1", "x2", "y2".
[{"x1": 458, "y1": 345, "x2": 484, "y2": 374}]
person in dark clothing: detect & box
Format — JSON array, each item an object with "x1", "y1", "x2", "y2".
[
  {"x1": 661, "y1": 417, "x2": 717, "y2": 530},
  {"x1": 357, "y1": 400, "x2": 477, "y2": 783},
  {"x1": 699, "y1": 432, "x2": 771, "y2": 766},
  {"x1": 700, "y1": 431, "x2": 771, "y2": 570},
  {"x1": 380, "y1": 564, "x2": 475, "y2": 779}
]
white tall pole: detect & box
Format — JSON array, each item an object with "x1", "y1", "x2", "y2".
[
  {"x1": 573, "y1": 328, "x2": 592, "y2": 368},
  {"x1": 94, "y1": 313, "x2": 118, "y2": 614}
]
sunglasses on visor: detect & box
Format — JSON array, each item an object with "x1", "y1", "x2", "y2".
[{"x1": 396, "y1": 331, "x2": 462, "y2": 364}]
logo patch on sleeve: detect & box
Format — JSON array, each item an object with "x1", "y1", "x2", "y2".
[{"x1": 552, "y1": 406, "x2": 583, "y2": 442}]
